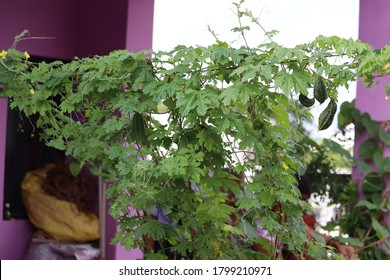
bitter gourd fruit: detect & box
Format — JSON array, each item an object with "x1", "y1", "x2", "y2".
[
  {"x1": 299, "y1": 93, "x2": 315, "y2": 107},
  {"x1": 132, "y1": 112, "x2": 148, "y2": 145},
  {"x1": 314, "y1": 76, "x2": 327, "y2": 104},
  {"x1": 318, "y1": 99, "x2": 337, "y2": 131}
]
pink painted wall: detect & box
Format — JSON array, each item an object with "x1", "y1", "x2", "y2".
[
  {"x1": 0, "y1": 0, "x2": 79, "y2": 260},
  {"x1": 355, "y1": 0, "x2": 390, "y2": 120},
  {"x1": 354, "y1": 0, "x2": 390, "y2": 235},
  {"x1": 76, "y1": 0, "x2": 129, "y2": 58},
  {"x1": 0, "y1": 0, "x2": 131, "y2": 59},
  {"x1": 106, "y1": 0, "x2": 155, "y2": 260},
  {"x1": 0, "y1": 99, "x2": 34, "y2": 259},
  {"x1": 0, "y1": 0, "x2": 79, "y2": 60},
  {"x1": 0, "y1": 0, "x2": 154, "y2": 260},
  {"x1": 126, "y1": 0, "x2": 155, "y2": 53}
]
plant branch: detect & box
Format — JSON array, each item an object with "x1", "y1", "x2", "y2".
[
  {"x1": 233, "y1": 4, "x2": 250, "y2": 48},
  {"x1": 355, "y1": 234, "x2": 390, "y2": 253},
  {"x1": 11, "y1": 29, "x2": 55, "y2": 49}
]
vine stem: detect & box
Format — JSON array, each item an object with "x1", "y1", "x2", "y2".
[
  {"x1": 0, "y1": 59, "x2": 28, "y2": 77},
  {"x1": 355, "y1": 234, "x2": 390, "y2": 253},
  {"x1": 234, "y1": 6, "x2": 250, "y2": 48},
  {"x1": 361, "y1": 192, "x2": 390, "y2": 243},
  {"x1": 11, "y1": 29, "x2": 55, "y2": 49}
]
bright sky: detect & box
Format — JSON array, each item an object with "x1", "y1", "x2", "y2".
[
  {"x1": 153, "y1": 0, "x2": 359, "y2": 49},
  {"x1": 152, "y1": 0, "x2": 360, "y2": 138}
]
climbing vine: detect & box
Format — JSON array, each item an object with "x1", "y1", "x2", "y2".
[
  {"x1": 1, "y1": 1, "x2": 389, "y2": 259},
  {"x1": 327, "y1": 100, "x2": 390, "y2": 259}
]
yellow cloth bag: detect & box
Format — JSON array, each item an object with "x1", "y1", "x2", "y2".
[{"x1": 21, "y1": 164, "x2": 100, "y2": 242}]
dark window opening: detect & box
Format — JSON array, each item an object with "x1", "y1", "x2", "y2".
[
  {"x1": 3, "y1": 56, "x2": 66, "y2": 220},
  {"x1": 3, "y1": 110, "x2": 65, "y2": 220}
]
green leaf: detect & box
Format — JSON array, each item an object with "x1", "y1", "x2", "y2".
[
  {"x1": 362, "y1": 173, "x2": 385, "y2": 195},
  {"x1": 176, "y1": 87, "x2": 219, "y2": 116},
  {"x1": 196, "y1": 202, "x2": 233, "y2": 224},
  {"x1": 380, "y1": 157, "x2": 390, "y2": 174},
  {"x1": 237, "y1": 220, "x2": 259, "y2": 240},
  {"x1": 69, "y1": 160, "x2": 83, "y2": 177},
  {"x1": 361, "y1": 113, "x2": 380, "y2": 136},
  {"x1": 134, "y1": 219, "x2": 170, "y2": 240},
  {"x1": 137, "y1": 63, "x2": 154, "y2": 83},
  {"x1": 373, "y1": 147, "x2": 383, "y2": 170},
  {"x1": 379, "y1": 129, "x2": 390, "y2": 146},
  {"x1": 47, "y1": 138, "x2": 66, "y2": 150},
  {"x1": 144, "y1": 252, "x2": 169, "y2": 260},
  {"x1": 323, "y1": 139, "x2": 353, "y2": 161},
  {"x1": 355, "y1": 200, "x2": 380, "y2": 210},
  {"x1": 219, "y1": 83, "x2": 256, "y2": 106},
  {"x1": 223, "y1": 224, "x2": 244, "y2": 236},
  {"x1": 272, "y1": 104, "x2": 290, "y2": 126},
  {"x1": 370, "y1": 192, "x2": 383, "y2": 207},
  {"x1": 236, "y1": 196, "x2": 257, "y2": 210},
  {"x1": 355, "y1": 160, "x2": 372, "y2": 174},
  {"x1": 241, "y1": 65, "x2": 258, "y2": 82},
  {"x1": 274, "y1": 47, "x2": 292, "y2": 63},
  {"x1": 385, "y1": 196, "x2": 390, "y2": 211},
  {"x1": 337, "y1": 237, "x2": 364, "y2": 247},
  {"x1": 358, "y1": 138, "x2": 377, "y2": 160},
  {"x1": 145, "y1": 81, "x2": 180, "y2": 101},
  {"x1": 386, "y1": 84, "x2": 390, "y2": 99},
  {"x1": 197, "y1": 130, "x2": 219, "y2": 151},
  {"x1": 215, "y1": 117, "x2": 231, "y2": 133},
  {"x1": 310, "y1": 231, "x2": 326, "y2": 244},
  {"x1": 120, "y1": 234, "x2": 137, "y2": 251},
  {"x1": 275, "y1": 70, "x2": 294, "y2": 94},
  {"x1": 211, "y1": 41, "x2": 230, "y2": 63},
  {"x1": 338, "y1": 101, "x2": 354, "y2": 128},
  {"x1": 292, "y1": 68, "x2": 312, "y2": 95},
  {"x1": 372, "y1": 219, "x2": 389, "y2": 240}
]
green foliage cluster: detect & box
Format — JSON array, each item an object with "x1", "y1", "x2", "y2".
[
  {"x1": 327, "y1": 101, "x2": 390, "y2": 259},
  {"x1": 300, "y1": 137, "x2": 353, "y2": 201},
  {"x1": 301, "y1": 100, "x2": 390, "y2": 259},
  {"x1": 0, "y1": 1, "x2": 389, "y2": 259}
]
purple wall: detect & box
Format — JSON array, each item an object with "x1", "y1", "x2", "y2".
[
  {"x1": 0, "y1": 0, "x2": 154, "y2": 260},
  {"x1": 0, "y1": 0, "x2": 131, "y2": 60},
  {"x1": 0, "y1": 99, "x2": 34, "y2": 259},
  {"x1": 76, "y1": 0, "x2": 129, "y2": 58},
  {"x1": 354, "y1": 0, "x2": 390, "y2": 236},
  {"x1": 126, "y1": 0, "x2": 155, "y2": 53},
  {"x1": 0, "y1": 0, "x2": 79, "y2": 60},
  {"x1": 0, "y1": 0, "x2": 80, "y2": 259},
  {"x1": 106, "y1": 0, "x2": 155, "y2": 260},
  {"x1": 355, "y1": 0, "x2": 390, "y2": 120}
]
